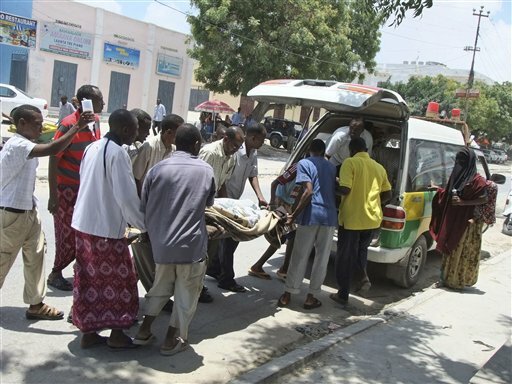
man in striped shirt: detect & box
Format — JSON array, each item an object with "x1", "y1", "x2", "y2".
[{"x1": 47, "y1": 85, "x2": 104, "y2": 291}]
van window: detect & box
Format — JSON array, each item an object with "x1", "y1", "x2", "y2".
[{"x1": 407, "y1": 139, "x2": 463, "y2": 192}]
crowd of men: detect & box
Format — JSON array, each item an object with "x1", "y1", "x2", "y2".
[{"x1": 0, "y1": 84, "x2": 391, "y2": 355}]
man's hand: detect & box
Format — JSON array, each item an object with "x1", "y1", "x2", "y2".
[
  {"x1": 48, "y1": 195, "x2": 58, "y2": 215},
  {"x1": 285, "y1": 214, "x2": 295, "y2": 226},
  {"x1": 258, "y1": 197, "x2": 269, "y2": 209},
  {"x1": 451, "y1": 195, "x2": 462, "y2": 205},
  {"x1": 77, "y1": 111, "x2": 96, "y2": 130}
]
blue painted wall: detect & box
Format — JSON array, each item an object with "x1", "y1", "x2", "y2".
[{"x1": 0, "y1": 1, "x2": 34, "y2": 86}]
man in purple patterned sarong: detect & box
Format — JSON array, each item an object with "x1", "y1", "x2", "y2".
[{"x1": 71, "y1": 109, "x2": 146, "y2": 349}]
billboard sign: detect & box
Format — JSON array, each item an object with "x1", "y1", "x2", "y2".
[
  {"x1": 0, "y1": 11, "x2": 37, "y2": 48},
  {"x1": 156, "y1": 53, "x2": 182, "y2": 77},
  {"x1": 103, "y1": 42, "x2": 140, "y2": 69},
  {"x1": 40, "y1": 22, "x2": 93, "y2": 59}
]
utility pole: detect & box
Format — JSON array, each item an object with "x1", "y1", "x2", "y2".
[{"x1": 461, "y1": 6, "x2": 489, "y2": 122}]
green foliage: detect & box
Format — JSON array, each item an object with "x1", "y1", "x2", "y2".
[
  {"x1": 382, "y1": 76, "x2": 512, "y2": 142},
  {"x1": 187, "y1": 0, "x2": 383, "y2": 95},
  {"x1": 368, "y1": 0, "x2": 433, "y2": 26}
]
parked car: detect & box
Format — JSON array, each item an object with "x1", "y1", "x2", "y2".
[
  {"x1": 0, "y1": 83, "x2": 48, "y2": 119},
  {"x1": 481, "y1": 149, "x2": 493, "y2": 163},
  {"x1": 493, "y1": 149, "x2": 507, "y2": 164},
  {"x1": 248, "y1": 79, "x2": 505, "y2": 288},
  {"x1": 262, "y1": 116, "x2": 302, "y2": 150}
]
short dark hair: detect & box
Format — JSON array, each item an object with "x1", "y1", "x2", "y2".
[
  {"x1": 12, "y1": 104, "x2": 41, "y2": 126},
  {"x1": 76, "y1": 85, "x2": 100, "y2": 102},
  {"x1": 246, "y1": 123, "x2": 266, "y2": 138},
  {"x1": 161, "y1": 113, "x2": 184, "y2": 133},
  {"x1": 175, "y1": 123, "x2": 201, "y2": 151},
  {"x1": 225, "y1": 126, "x2": 245, "y2": 140},
  {"x1": 130, "y1": 108, "x2": 151, "y2": 126},
  {"x1": 349, "y1": 137, "x2": 367, "y2": 153},
  {"x1": 108, "y1": 109, "x2": 137, "y2": 131},
  {"x1": 309, "y1": 138, "x2": 326, "y2": 155}
]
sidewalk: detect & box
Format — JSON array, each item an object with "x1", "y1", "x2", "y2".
[{"x1": 232, "y1": 250, "x2": 512, "y2": 383}]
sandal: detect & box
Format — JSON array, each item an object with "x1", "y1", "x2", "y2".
[
  {"x1": 276, "y1": 271, "x2": 287, "y2": 281},
  {"x1": 160, "y1": 339, "x2": 190, "y2": 356},
  {"x1": 26, "y1": 303, "x2": 64, "y2": 321},
  {"x1": 248, "y1": 269, "x2": 272, "y2": 280},
  {"x1": 133, "y1": 333, "x2": 156, "y2": 346},
  {"x1": 277, "y1": 293, "x2": 290, "y2": 307},
  {"x1": 303, "y1": 297, "x2": 322, "y2": 310}
]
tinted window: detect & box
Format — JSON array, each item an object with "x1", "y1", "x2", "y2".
[{"x1": 0, "y1": 87, "x2": 16, "y2": 98}]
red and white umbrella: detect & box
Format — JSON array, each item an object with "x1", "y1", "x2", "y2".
[{"x1": 194, "y1": 99, "x2": 235, "y2": 114}]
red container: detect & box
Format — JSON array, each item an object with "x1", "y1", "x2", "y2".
[
  {"x1": 451, "y1": 108, "x2": 461, "y2": 120},
  {"x1": 426, "y1": 102, "x2": 440, "y2": 118}
]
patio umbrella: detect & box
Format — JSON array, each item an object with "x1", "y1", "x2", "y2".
[{"x1": 194, "y1": 99, "x2": 235, "y2": 115}]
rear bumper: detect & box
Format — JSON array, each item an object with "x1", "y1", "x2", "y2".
[{"x1": 331, "y1": 235, "x2": 408, "y2": 264}]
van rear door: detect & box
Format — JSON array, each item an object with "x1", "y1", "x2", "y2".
[{"x1": 248, "y1": 79, "x2": 410, "y2": 121}]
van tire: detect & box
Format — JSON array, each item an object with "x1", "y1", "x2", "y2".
[
  {"x1": 389, "y1": 235, "x2": 427, "y2": 288},
  {"x1": 270, "y1": 135, "x2": 282, "y2": 148}
]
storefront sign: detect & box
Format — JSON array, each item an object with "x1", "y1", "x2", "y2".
[
  {"x1": 103, "y1": 42, "x2": 140, "y2": 68},
  {"x1": 0, "y1": 11, "x2": 37, "y2": 48},
  {"x1": 40, "y1": 22, "x2": 93, "y2": 59},
  {"x1": 156, "y1": 53, "x2": 182, "y2": 77}
]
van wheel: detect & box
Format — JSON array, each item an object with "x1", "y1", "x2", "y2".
[
  {"x1": 270, "y1": 135, "x2": 282, "y2": 148},
  {"x1": 389, "y1": 236, "x2": 427, "y2": 288}
]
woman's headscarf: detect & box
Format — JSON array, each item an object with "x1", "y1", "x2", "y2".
[{"x1": 446, "y1": 147, "x2": 477, "y2": 196}]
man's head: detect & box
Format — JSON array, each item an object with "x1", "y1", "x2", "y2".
[
  {"x1": 60, "y1": 95, "x2": 68, "y2": 105},
  {"x1": 160, "y1": 113, "x2": 185, "y2": 149},
  {"x1": 76, "y1": 85, "x2": 104, "y2": 113},
  {"x1": 156, "y1": 99, "x2": 161, "y2": 105},
  {"x1": 348, "y1": 117, "x2": 365, "y2": 139},
  {"x1": 108, "y1": 109, "x2": 138, "y2": 146},
  {"x1": 245, "y1": 123, "x2": 266, "y2": 151},
  {"x1": 175, "y1": 123, "x2": 202, "y2": 156},
  {"x1": 130, "y1": 108, "x2": 152, "y2": 143},
  {"x1": 212, "y1": 124, "x2": 227, "y2": 142},
  {"x1": 349, "y1": 137, "x2": 367, "y2": 157},
  {"x1": 12, "y1": 104, "x2": 43, "y2": 141},
  {"x1": 223, "y1": 126, "x2": 245, "y2": 156},
  {"x1": 309, "y1": 138, "x2": 326, "y2": 157}
]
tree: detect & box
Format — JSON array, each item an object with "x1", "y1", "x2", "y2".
[
  {"x1": 368, "y1": 0, "x2": 433, "y2": 26},
  {"x1": 188, "y1": 0, "x2": 383, "y2": 95}
]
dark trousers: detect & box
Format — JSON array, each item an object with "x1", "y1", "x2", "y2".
[
  {"x1": 207, "y1": 238, "x2": 239, "y2": 286},
  {"x1": 335, "y1": 226, "x2": 374, "y2": 301},
  {"x1": 152, "y1": 121, "x2": 162, "y2": 135}
]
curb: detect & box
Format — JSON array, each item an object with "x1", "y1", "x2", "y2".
[
  {"x1": 230, "y1": 250, "x2": 511, "y2": 384},
  {"x1": 228, "y1": 317, "x2": 385, "y2": 384}
]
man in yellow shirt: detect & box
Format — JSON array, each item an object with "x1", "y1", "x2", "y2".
[{"x1": 330, "y1": 137, "x2": 391, "y2": 307}]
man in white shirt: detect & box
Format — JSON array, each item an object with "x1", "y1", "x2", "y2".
[
  {"x1": 152, "y1": 99, "x2": 166, "y2": 135},
  {"x1": 209, "y1": 124, "x2": 268, "y2": 292},
  {"x1": 58, "y1": 95, "x2": 76, "y2": 123},
  {"x1": 0, "y1": 104, "x2": 93, "y2": 321},
  {"x1": 71, "y1": 109, "x2": 146, "y2": 349},
  {"x1": 325, "y1": 117, "x2": 373, "y2": 167}
]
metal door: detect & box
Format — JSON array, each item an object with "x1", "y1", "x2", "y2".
[
  {"x1": 10, "y1": 53, "x2": 28, "y2": 90},
  {"x1": 157, "y1": 80, "x2": 175, "y2": 114},
  {"x1": 50, "y1": 60, "x2": 77, "y2": 107},
  {"x1": 107, "y1": 71, "x2": 130, "y2": 112}
]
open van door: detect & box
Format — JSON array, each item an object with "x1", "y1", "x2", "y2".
[{"x1": 248, "y1": 79, "x2": 410, "y2": 121}]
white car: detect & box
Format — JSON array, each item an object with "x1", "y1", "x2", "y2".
[{"x1": 0, "y1": 83, "x2": 48, "y2": 118}]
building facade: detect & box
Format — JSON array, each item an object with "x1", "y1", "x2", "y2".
[{"x1": 0, "y1": 1, "x2": 193, "y2": 118}]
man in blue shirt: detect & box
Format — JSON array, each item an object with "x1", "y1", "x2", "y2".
[
  {"x1": 231, "y1": 107, "x2": 243, "y2": 126},
  {"x1": 277, "y1": 139, "x2": 337, "y2": 310}
]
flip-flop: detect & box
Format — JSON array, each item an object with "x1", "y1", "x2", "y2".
[
  {"x1": 303, "y1": 298, "x2": 322, "y2": 310},
  {"x1": 276, "y1": 271, "x2": 287, "y2": 281},
  {"x1": 277, "y1": 293, "x2": 290, "y2": 307},
  {"x1": 160, "y1": 341, "x2": 189, "y2": 356},
  {"x1": 81, "y1": 335, "x2": 108, "y2": 349},
  {"x1": 133, "y1": 333, "x2": 156, "y2": 346},
  {"x1": 248, "y1": 269, "x2": 272, "y2": 280}
]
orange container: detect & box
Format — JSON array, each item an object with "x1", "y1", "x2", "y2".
[
  {"x1": 451, "y1": 108, "x2": 461, "y2": 121},
  {"x1": 426, "y1": 102, "x2": 440, "y2": 118}
]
